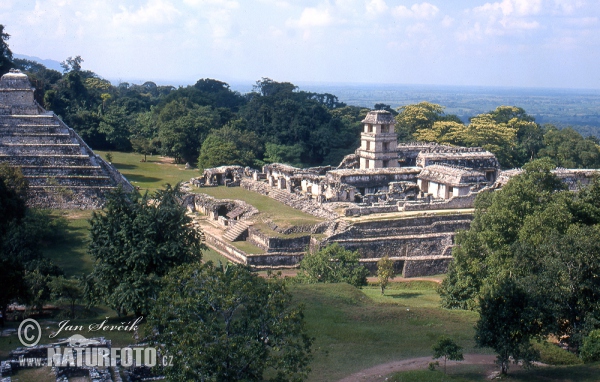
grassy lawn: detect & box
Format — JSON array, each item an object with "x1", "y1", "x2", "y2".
[
  {"x1": 43, "y1": 210, "x2": 93, "y2": 277},
  {"x1": 202, "y1": 246, "x2": 231, "y2": 263},
  {"x1": 293, "y1": 281, "x2": 482, "y2": 382},
  {"x1": 197, "y1": 186, "x2": 323, "y2": 227},
  {"x1": 95, "y1": 150, "x2": 198, "y2": 192}
]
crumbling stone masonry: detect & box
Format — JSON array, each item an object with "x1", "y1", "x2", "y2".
[{"x1": 0, "y1": 70, "x2": 133, "y2": 209}]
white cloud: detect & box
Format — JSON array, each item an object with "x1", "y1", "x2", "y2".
[
  {"x1": 113, "y1": 0, "x2": 181, "y2": 26},
  {"x1": 464, "y1": 0, "x2": 543, "y2": 38},
  {"x1": 392, "y1": 2, "x2": 439, "y2": 20},
  {"x1": 183, "y1": 0, "x2": 238, "y2": 9},
  {"x1": 553, "y1": 0, "x2": 585, "y2": 15},
  {"x1": 365, "y1": 0, "x2": 388, "y2": 17},
  {"x1": 473, "y1": 0, "x2": 541, "y2": 17},
  {"x1": 441, "y1": 15, "x2": 454, "y2": 27},
  {"x1": 287, "y1": 7, "x2": 333, "y2": 28}
]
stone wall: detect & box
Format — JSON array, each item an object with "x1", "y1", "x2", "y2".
[
  {"x1": 248, "y1": 227, "x2": 311, "y2": 253},
  {"x1": 403, "y1": 258, "x2": 453, "y2": 278},
  {"x1": 400, "y1": 193, "x2": 477, "y2": 211},
  {"x1": 329, "y1": 213, "x2": 473, "y2": 240},
  {"x1": 344, "y1": 204, "x2": 399, "y2": 216}
]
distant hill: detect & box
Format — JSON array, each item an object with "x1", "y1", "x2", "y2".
[{"x1": 14, "y1": 53, "x2": 63, "y2": 72}]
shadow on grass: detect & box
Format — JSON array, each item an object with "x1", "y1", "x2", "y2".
[
  {"x1": 44, "y1": 224, "x2": 91, "y2": 276},
  {"x1": 390, "y1": 292, "x2": 423, "y2": 299},
  {"x1": 112, "y1": 163, "x2": 137, "y2": 170},
  {"x1": 509, "y1": 364, "x2": 600, "y2": 381},
  {"x1": 124, "y1": 174, "x2": 162, "y2": 183}
]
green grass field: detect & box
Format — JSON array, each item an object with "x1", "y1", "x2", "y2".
[
  {"x1": 95, "y1": 150, "x2": 198, "y2": 192},
  {"x1": 294, "y1": 282, "x2": 483, "y2": 382},
  {"x1": 43, "y1": 210, "x2": 93, "y2": 276}
]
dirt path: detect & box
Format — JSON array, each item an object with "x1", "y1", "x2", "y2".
[{"x1": 337, "y1": 354, "x2": 497, "y2": 382}]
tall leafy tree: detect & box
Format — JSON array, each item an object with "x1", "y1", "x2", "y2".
[
  {"x1": 0, "y1": 24, "x2": 13, "y2": 76},
  {"x1": 149, "y1": 262, "x2": 313, "y2": 382},
  {"x1": 475, "y1": 279, "x2": 541, "y2": 375},
  {"x1": 156, "y1": 99, "x2": 219, "y2": 163},
  {"x1": 395, "y1": 102, "x2": 457, "y2": 142},
  {"x1": 85, "y1": 185, "x2": 204, "y2": 316},
  {"x1": 538, "y1": 126, "x2": 600, "y2": 168},
  {"x1": 198, "y1": 121, "x2": 262, "y2": 170},
  {"x1": 439, "y1": 158, "x2": 565, "y2": 310}
]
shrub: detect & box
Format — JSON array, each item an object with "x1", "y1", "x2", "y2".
[
  {"x1": 581, "y1": 330, "x2": 600, "y2": 363},
  {"x1": 296, "y1": 243, "x2": 369, "y2": 287}
]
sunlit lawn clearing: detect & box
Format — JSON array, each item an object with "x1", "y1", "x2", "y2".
[
  {"x1": 292, "y1": 282, "x2": 482, "y2": 382},
  {"x1": 197, "y1": 186, "x2": 323, "y2": 227},
  {"x1": 95, "y1": 150, "x2": 198, "y2": 192}
]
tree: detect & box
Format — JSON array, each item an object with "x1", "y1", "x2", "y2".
[
  {"x1": 156, "y1": 99, "x2": 219, "y2": 163},
  {"x1": 538, "y1": 126, "x2": 600, "y2": 168},
  {"x1": 50, "y1": 276, "x2": 83, "y2": 319},
  {"x1": 395, "y1": 102, "x2": 453, "y2": 142},
  {"x1": 475, "y1": 279, "x2": 541, "y2": 375},
  {"x1": 439, "y1": 158, "x2": 565, "y2": 310},
  {"x1": 85, "y1": 185, "x2": 204, "y2": 316},
  {"x1": 261, "y1": 142, "x2": 303, "y2": 167},
  {"x1": 432, "y1": 336, "x2": 464, "y2": 374},
  {"x1": 296, "y1": 243, "x2": 369, "y2": 287},
  {"x1": 99, "y1": 105, "x2": 132, "y2": 151},
  {"x1": 197, "y1": 122, "x2": 261, "y2": 170},
  {"x1": 60, "y1": 56, "x2": 83, "y2": 73},
  {"x1": 377, "y1": 256, "x2": 395, "y2": 295},
  {"x1": 149, "y1": 262, "x2": 313, "y2": 381},
  {"x1": 0, "y1": 24, "x2": 14, "y2": 76}
]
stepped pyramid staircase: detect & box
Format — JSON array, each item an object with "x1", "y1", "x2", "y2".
[
  {"x1": 223, "y1": 221, "x2": 250, "y2": 242},
  {"x1": 0, "y1": 70, "x2": 133, "y2": 208}
]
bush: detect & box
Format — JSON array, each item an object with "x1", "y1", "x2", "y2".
[
  {"x1": 296, "y1": 243, "x2": 369, "y2": 287},
  {"x1": 533, "y1": 341, "x2": 582, "y2": 365},
  {"x1": 581, "y1": 329, "x2": 600, "y2": 363}
]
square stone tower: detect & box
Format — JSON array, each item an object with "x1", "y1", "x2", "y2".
[{"x1": 357, "y1": 110, "x2": 398, "y2": 169}]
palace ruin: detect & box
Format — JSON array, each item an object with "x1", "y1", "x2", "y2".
[{"x1": 189, "y1": 109, "x2": 600, "y2": 276}]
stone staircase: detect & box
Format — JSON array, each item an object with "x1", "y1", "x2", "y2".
[
  {"x1": 324, "y1": 219, "x2": 351, "y2": 236},
  {"x1": 223, "y1": 221, "x2": 250, "y2": 242},
  {"x1": 0, "y1": 70, "x2": 133, "y2": 209}
]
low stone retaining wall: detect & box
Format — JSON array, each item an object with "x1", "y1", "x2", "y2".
[
  {"x1": 248, "y1": 227, "x2": 312, "y2": 253},
  {"x1": 344, "y1": 204, "x2": 398, "y2": 216},
  {"x1": 203, "y1": 229, "x2": 306, "y2": 269},
  {"x1": 401, "y1": 193, "x2": 477, "y2": 211},
  {"x1": 203, "y1": 229, "x2": 250, "y2": 265}
]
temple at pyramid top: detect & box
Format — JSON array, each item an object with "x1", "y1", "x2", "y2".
[{"x1": 0, "y1": 69, "x2": 134, "y2": 209}]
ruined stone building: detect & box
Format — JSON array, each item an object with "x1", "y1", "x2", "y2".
[
  {"x1": 0, "y1": 70, "x2": 133, "y2": 208},
  {"x1": 190, "y1": 108, "x2": 600, "y2": 276}
]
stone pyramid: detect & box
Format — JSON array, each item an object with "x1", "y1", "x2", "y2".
[{"x1": 0, "y1": 69, "x2": 133, "y2": 209}]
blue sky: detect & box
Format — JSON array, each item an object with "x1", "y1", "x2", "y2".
[{"x1": 2, "y1": 0, "x2": 600, "y2": 89}]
